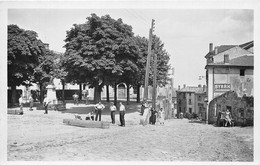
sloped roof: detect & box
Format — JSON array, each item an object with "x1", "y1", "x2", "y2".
[
  {"x1": 205, "y1": 41, "x2": 253, "y2": 58},
  {"x1": 178, "y1": 86, "x2": 206, "y2": 94},
  {"x1": 205, "y1": 45, "x2": 235, "y2": 58},
  {"x1": 207, "y1": 55, "x2": 254, "y2": 67},
  {"x1": 239, "y1": 41, "x2": 253, "y2": 50},
  {"x1": 205, "y1": 51, "x2": 214, "y2": 58},
  {"x1": 217, "y1": 45, "x2": 236, "y2": 54}
]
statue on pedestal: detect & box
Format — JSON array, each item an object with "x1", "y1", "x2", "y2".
[{"x1": 46, "y1": 76, "x2": 58, "y2": 105}]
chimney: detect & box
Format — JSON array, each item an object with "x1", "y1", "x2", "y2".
[
  {"x1": 183, "y1": 84, "x2": 186, "y2": 88},
  {"x1": 198, "y1": 84, "x2": 201, "y2": 88},
  {"x1": 214, "y1": 46, "x2": 218, "y2": 55},
  {"x1": 203, "y1": 85, "x2": 206, "y2": 92},
  {"x1": 224, "y1": 54, "x2": 229, "y2": 63},
  {"x1": 178, "y1": 85, "x2": 180, "y2": 90},
  {"x1": 209, "y1": 43, "x2": 213, "y2": 52}
]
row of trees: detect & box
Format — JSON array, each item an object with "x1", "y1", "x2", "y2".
[{"x1": 8, "y1": 13, "x2": 171, "y2": 106}]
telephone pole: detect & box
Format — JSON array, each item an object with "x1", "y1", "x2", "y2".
[
  {"x1": 152, "y1": 53, "x2": 157, "y2": 109},
  {"x1": 143, "y1": 19, "x2": 155, "y2": 101}
]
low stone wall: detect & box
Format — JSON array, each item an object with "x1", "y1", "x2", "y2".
[{"x1": 208, "y1": 91, "x2": 253, "y2": 126}]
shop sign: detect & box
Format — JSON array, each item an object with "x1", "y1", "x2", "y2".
[{"x1": 214, "y1": 84, "x2": 231, "y2": 91}]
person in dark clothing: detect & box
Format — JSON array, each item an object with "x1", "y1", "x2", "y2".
[{"x1": 149, "y1": 108, "x2": 157, "y2": 125}]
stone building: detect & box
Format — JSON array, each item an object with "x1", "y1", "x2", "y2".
[
  {"x1": 205, "y1": 41, "x2": 254, "y2": 123},
  {"x1": 208, "y1": 91, "x2": 253, "y2": 126},
  {"x1": 176, "y1": 85, "x2": 207, "y2": 119}
]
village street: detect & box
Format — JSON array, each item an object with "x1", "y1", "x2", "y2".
[{"x1": 7, "y1": 103, "x2": 253, "y2": 161}]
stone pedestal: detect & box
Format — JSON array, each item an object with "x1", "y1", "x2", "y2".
[{"x1": 46, "y1": 84, "x2": 58, "y2": 105}]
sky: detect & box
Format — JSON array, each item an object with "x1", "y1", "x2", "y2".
[{"x1": 8, "y1": 8, "x2": 253, "y2": 88}]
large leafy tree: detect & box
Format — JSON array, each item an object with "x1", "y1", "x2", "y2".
[
  {"x1": 151, "y1": 35, "x2": 171, "y2": 86},
  {"x1": 112, "y1": 36, "x2": 140, "y2": 105},
  {"x1": 64, "y1": 14, "x2": 137, "y2": 103},
  {"x1": 8, "y1": 24, "x2": 45, "y2": 106},
  {"x1": 133, "y1": 35, "x2": 171, "y2": 102}
]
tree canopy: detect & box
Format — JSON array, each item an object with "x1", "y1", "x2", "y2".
[
  {"x1": 64, "y1": 14, "x2": 140, "y2": 102},
  {"x1": 133, "y1": 35, "x2": 171, "y2": 88},
  {"x1": 64, "y1": 14, "x2": 171, "y2": 102},
  {"x1": 8, "y1": 24, "x2": 46, "y2": 88}
]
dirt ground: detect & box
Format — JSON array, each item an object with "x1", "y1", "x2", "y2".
[{"x1": 7, "y1": 102, "x2": 254, "y2": 161}]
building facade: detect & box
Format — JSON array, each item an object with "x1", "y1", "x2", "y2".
[
  {"x1": 205, "y1": 41, "x2": 254, "y2": 123},
  {"x1": 177, "y1": 85, "x2": 207, "y2": 119}
]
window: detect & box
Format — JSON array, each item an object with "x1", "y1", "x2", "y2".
[
  {"x1": 240, "y1": 69, "x2": 245, "y2": 76},
  {"x1": 198, "y1": 96, "x2": 202, "y2": 101},
  {"x1": 189, "y1": 108, "x2": 192, "y2": 113},
  {"x1": 189, "y1": 93, "x2": 191, "y2": 97},
  {"x1": 189, "y1": 99, "x2": 192, "y2": 105},
  {"x1": 239, "y1": 108, "x2": 244, "y2": 118},
  {"x1": 226, "y1": 106, "x2": 231, "y2": 110}
]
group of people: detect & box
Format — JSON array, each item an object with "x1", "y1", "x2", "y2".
[
  {"x1": 18, "y1": 94, "x2": 50, "y2": 114},
  {"x1": 73, "y1": 91, "x2": 89, "y2": 105},
  {"x1": 94, "y1": 101, "x2": 126, "y2": 127},
  {"x1": 18, "y1": 95, "x2": 35, "y2": 112},
  {"x1": 141, "y1": 100, "x2": 165, "y2": 125},
  {"x1": 149, "y1": 107, "x2": 165, "y2": 125}
]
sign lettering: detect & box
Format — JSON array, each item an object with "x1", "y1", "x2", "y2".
[{"x1": 214, "y1": 84, "x2": 231, "y2": 90}]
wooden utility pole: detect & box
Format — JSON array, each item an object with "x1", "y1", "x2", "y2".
[
  {"x1": 152, "y1": 53, "x2": 157, "y2": 109},
  {"x1": 140, "y1": 19, "x2": 155, "y2": 126},
  {"x1": 143, "y1": 19, "x2": 155, "y2": 101}
]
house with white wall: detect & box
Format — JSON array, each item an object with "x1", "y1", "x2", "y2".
[{"x1": 204, "y1": 41, "x2": 254, "y2": 123}]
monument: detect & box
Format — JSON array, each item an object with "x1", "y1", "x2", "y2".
[{"x1": 46, "y1": 76, "x2": 58, "y2": 106}]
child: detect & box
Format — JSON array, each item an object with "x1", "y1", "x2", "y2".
[{"x1": 157, "y1": 108, "x2": 165, "y2": 125}]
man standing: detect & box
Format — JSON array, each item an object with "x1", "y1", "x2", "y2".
[
  {"x1": 110, "y1": 102, "x2": 117, "y2": 124},
  {"x1": 18, "y1": 95, "x2": 23, "y2": 111},
  {"x1": 29, "y1": 95, "x2": 34, "y2": 111},
  {"x1": 73, "y1": 93, "x2": 79, "y2": 105},
  {"x1": 95, "y1": 101, "x2": 105, "y2": 121},
  {"x1": 119, "y1": 102, "x2": 126, "y2": 127},
  {"x1": 43, "y1": 95, "x2": 50, "y2": 114}
]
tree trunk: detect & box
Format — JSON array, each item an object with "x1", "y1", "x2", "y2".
[
  {"x1": 79, "y1": 83, "x2": 82, "y2": 101},
  {"x1": 94, "y1": 84, "x2": 102, "y2": 103},
  {"x1": 126, "y1": 83, "x2": 130, "y2": 105},
  {"x1": 106, "y1": 85, "x2": 110, "y2": 102},
  {"x1": 39, "y1": 82, "x2": 44, "y2": 103},
  {"x1": 62, "y1": 79, "x2": 65, "y2": 104},
  {"x1": 11, "y1": 85, "x2": 17, "y2": 107},
  {"x1": 114, "y1": 82, "x2": 117, "y2": 106},
  {"x1": 136, "y1": 84, "x2": 141, "y2": 103}
]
